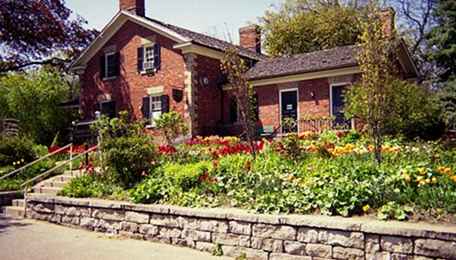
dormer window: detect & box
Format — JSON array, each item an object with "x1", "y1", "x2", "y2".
[{"x1": 138, "y1": 43, "x2": 161, "y2": 74}]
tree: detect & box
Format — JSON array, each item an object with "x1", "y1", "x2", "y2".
[
  {"x1": 221, "y1": 47, "x2": 258, "y2": 156},
  {"x1": 387, "y1": 0, "x2": 437, "y2": 81},
  {"x1": 0, "y1": 69, "x2": 72, "y2": 145},
  {"x1": 439, "y1": 80, "x2": 456, "y2": 130},
  {"x1": 345, "y1": 2, "x2": 397, "y2": 163},
  {"x1": 0, "y1": 0, "x2": 97, "y2": 73},
  {"x1": 260, "y1": 0, "x2": 363, "y2": 56},
  {"x1": 427, "y1": 0, "x2": 456, "y2": 81}
]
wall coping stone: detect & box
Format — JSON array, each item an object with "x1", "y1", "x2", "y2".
[{"x1": 27, "y1": 194, "x2": 456, "y2": 242}]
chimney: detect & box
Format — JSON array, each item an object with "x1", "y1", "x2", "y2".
[
  {"x1": 120, "y1": 0, "x2": 145, "y2": 17},
  {"x1": 239, "y1": 25, "x2": 261, "y2": 54},
  {"x1": 379, "y1": 7, "x2": 395, "y2": 38}
]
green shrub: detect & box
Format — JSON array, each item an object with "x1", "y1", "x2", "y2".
[
  {"x1": 0, "y1": 136, "x2": 36, "y2": 166},
  {"x1": 59, "y1": 175, "x2": 122, "y2": 198},
  {"x1": 155, "y1": 111, "x2": 188, "y2": 145},
  {"x1": 103, "y1": 135, "x2": 157, "y2": 188},
  {"x1": 130, "y1": 175, "x2": 164, "y2": 204},
  {"x1": 163, "y1": 161, "x2": 213, "y2": 191}
]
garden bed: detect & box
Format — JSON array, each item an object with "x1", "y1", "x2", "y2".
[
  {"x1": 26, "y1": 194, "x2": 456, "y2": 260},
  {"x1": 59, "y1": 129, "x2": 456, "y2": 224}
]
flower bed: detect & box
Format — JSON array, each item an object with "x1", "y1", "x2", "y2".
[{"x1": 60, "y1": 128, "x2": 456, "y2": 224}]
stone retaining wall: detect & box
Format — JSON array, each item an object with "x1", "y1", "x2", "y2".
[
  {"x1": 0, "y1": 191, "x2": 22, "y2": 206},
  {"x1": 26, "y1": 194, "x2": 456, "y2": 260}
]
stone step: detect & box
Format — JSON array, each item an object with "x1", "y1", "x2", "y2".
[
  {"x1": 35, "y1": 180, "x2": 67, "y2": 189},
  {"x1": 12, "y1": 199, "x2": 25, "y2": 207},
  {"x1": 3, "y1": 206, "x2": 25, "y2": 218},
  {"x1": 32, "y1": 187, "x2": 61, "y2": 195}
]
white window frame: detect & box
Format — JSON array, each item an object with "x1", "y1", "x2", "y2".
[
  {"x1": 279, "y1": 88, "x2": 300, "y2": 134},
  {"x1": 145, "y1": 95, "x2": 162, "y2": 128},
  {"x1": 104, "y1": 51, "x2": 117, "y2": 80},
  {"x1": 329, "y1": 82, "x2": 355, "y2": 129},
  {"x1": 142, "y1": 44, "x2": 155, "y2": 74}
]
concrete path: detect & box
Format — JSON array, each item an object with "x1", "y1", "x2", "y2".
[{"x1": 0, "y1": 215, "x2": 231, "y2": 260}]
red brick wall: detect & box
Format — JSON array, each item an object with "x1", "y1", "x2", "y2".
[
  {"x1": 80, "y1": 21, "x2": 186, "y2": 124},
  {"x1": 193, "y1": 55, "x2": 224, "y2": 136},
  {"x1": 239, "y1": 25, "x2": 261, "y2": 54}
]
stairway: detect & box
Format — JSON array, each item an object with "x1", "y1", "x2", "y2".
[{"x1": 2, "y1": 170, "x2": 84, "y2": 218}]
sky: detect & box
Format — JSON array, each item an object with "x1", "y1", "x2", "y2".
[{"x1": 66, "y1": 0, "x2": 283, "y2": 44}]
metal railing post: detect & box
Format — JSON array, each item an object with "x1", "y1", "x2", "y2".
[{"x1": 69, "y1": 143, "x2": 73, "y2": 172}]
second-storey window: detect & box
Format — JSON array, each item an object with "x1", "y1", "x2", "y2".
[
  {"x1": 100, "y1": 52, "x2": 120, "y2": 79},
  {"x1": 137, "y1": 43, "x2": 161, "y2": 73}
]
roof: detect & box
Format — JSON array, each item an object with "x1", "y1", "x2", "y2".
[
  {"x1": 71, "y1": 11, "x2": 266, "y2": 70},
  {"x1": 144, "y1": 17, "x2": 267, "y2": 61},
  {"x1": 246, "y1": 45, "x2": 359, "y2": 80}
]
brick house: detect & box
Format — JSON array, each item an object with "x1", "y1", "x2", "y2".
[{"x1": 71, "y1": 0, "x2": 419, "y2": 138}]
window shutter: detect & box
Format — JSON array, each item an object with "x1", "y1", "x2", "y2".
[
  {"x1": 154, "y1": 43, "x2": 161, "y2": 71},
  {"x1": 142, "y1": 96, "x2": 150, "y2": 119},
  {"x1": 137, "y1": 47, "x2": 144, "y2": 72},
  {"x1": 161, "y1": 94, "x2": 169, "y2": 113},
  {"x1": 113, "y1": 52, "x2": 120, "y2": 76},
  {"x1": 100, "y1": 55, "x2": 106, "y2": 79},
  {"x1": 253, "y1": 94, "x2": 259, "y2": 121}
]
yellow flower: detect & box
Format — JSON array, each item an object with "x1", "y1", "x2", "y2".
[
  {"x1": 425, "y1": 179, "x2": 431, "y2": 184},
  {"x1": 431, "y1": 177, "x2": 437, "y2": 184},
  {"x1": 362, "y1": 204, "x2": 370, "y2": 213},
  {"x1": 403, "y1": 173, "x2": 411, "y2": 182}
]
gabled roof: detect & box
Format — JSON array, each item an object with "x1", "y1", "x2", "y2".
[
  {"x1": 71, "y1": 11, "x2": 265, "y2": 70},
  {"x1": 246, "y1": 43, "x2": 419, "y2": 81},
  {"x1": 246, "y1": 46, "x2": 359, "y2": 80}
]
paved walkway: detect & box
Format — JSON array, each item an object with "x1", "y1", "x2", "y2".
[{"x1": 0, "y1": 215, "x2": 231, "y2": 260}]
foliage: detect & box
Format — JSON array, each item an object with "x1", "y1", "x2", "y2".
[
  {"x1": 346, "y1": 2, "x2": 398, "y2": 163},
  {"x1": 260, "y1": 0, "x2": 362, "y2": 56},
  {"x1": 0, "y1": 0, "x2": 97, "y2": 73},
  {"x1": 427, "y1": 0, "x2": 456, "y2": 81},
  {"x1": 438, "y1": 79, "x2": 456, "y2": 130},
  {"x1": 59, "y1": 175, "x2": 124, "y2": 199},
  {"x1": 0, "y1": 136, "x2": 37, "y2": 167},
  {"x1": 155, "y1": 111, "x2": 188, "y2": 145},
  {"x1": 377, "y1": 201, "x2": 413, "y2": 221},
  {"x1": 221, "y1": 47, "x2": 258, "y2": 156},
  {"x1": 0, "y1": 69, "x2": 74, "y2": 145},
  {"x1": 95, "y1": 112, "x2": 158, "y2": 188},
  {"x1": 0, "y1": 159, "x2": 55, "y2": 191},
  {"x1": 345, "y1": 79, "x2": 443, "y2": 139}
]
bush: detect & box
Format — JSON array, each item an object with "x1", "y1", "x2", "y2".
[
  {"x1": 103, "y1": 135, "x2": 157, "y2": 188},
  {"x1": 130, "y1": 175, "x2": 164, "y2": 204},
  {"x1": 59, "y1": 175, "x2": 123, "y2": 199},
  {"x1": 155, "y1": 111, "x2": 188, "y2": 145},
  {"x1": 0, "y1": 136, "x2": 36, "y2": 167}
]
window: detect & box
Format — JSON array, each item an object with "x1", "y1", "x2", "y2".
[
  {"x1": 99, "y1": 101, "x2": 116, "y2": 118},
  {"x1": 229, "y1": 97, "x2": 238, "y2": 124},
  {"x1": 144, "y1": 46, "x2": 155, "y2": 70},
  {"x1": 142, "y1": 95, "x2": 169, "y2": 127},
  {"x1": 100, "y1": 52, "x2": 119, "y2": 79},
  {"x1": 137, "y1": 44, "x2": 161, "y2": 73}
]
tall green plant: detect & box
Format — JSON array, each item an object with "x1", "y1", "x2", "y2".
[
  {"x1": 346, "y1": 2, "x2": 396, "y2": 163},
  {"x1": 0, "y1": 68, "x2": 72, "y2": 145},
  {"x1": 155, "y1": 111, "x2": 188, "y2": 145},
  {"x1": 221, "y1": 47, "x2": 258, "y2": 157}
]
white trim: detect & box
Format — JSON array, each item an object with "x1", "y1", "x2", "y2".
[
  {"x1": 251, "y1": 67, "x2": 361, "y2": 87},
  {"x1": 103, "y1": 51, "x2": 116, "y2": 80},
  {"x1": 329, "y1": 82, "x2": 354, "y2": 129},
  {"x1": 279, "y1": 88, "x2": 299, "y2": 134},
  {"x1": 174, "y1": 42, "x2": 226, "y2": 60},
  {"x1": 70, "y1": 11, "x2": 191, "y2": 70}
]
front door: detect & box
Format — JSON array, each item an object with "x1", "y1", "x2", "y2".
[
  {"x1": 331, "y1": 85, "x2": 351, "y2": 129},
  {"x1": 281, "y1": 90, "x2": 298, "y2": 133}
]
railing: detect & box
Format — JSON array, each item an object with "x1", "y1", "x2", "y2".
[
  {"x1": 299, "y1": 118, "x2": 352, "y2": 133},
  {"x1": 21, "y1": 145, "x2": 98, "y2": 190},
  {"x1": 0, "y1": 144, "x2": 73, "y2": 181}
]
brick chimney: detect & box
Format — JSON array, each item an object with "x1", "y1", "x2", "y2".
[
  {"x1": 239, "y1": 25, "x2": 261, "y2": 54},
  {"x1": 120, "y1": 0, "x2": 145, "y2": 17},
  {"x1": 380, "y1": 7, "x2": 396, "y2": 38}
]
